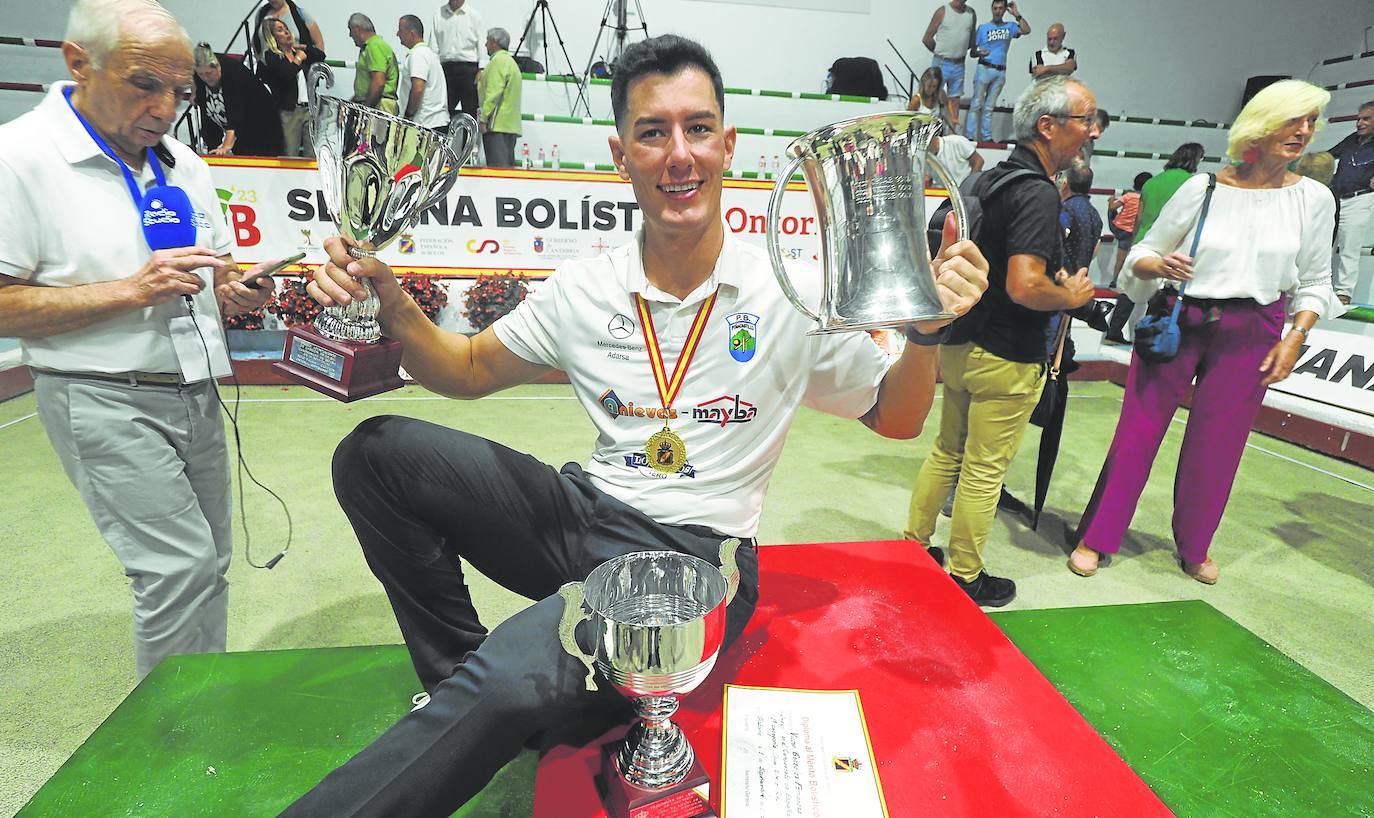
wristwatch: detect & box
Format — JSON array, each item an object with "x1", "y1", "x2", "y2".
[{"x1": 904, "y1": 324, "x2": 951, "y2": 346}]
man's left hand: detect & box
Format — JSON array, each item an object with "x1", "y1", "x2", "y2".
[
  {"x1": 912, "y1": 212, "x2": 988, "y2": 335},
  {"x1": 217, "y1": 261, "x2": 278, "y2": 316}
]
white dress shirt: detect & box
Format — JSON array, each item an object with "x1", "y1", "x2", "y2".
[{"x1": 432, "y1": 2, "x2": 486, "y2": 67}]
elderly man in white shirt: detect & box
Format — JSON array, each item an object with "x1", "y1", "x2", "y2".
[
  {"x1": 431, "y1": 0, "x2": 484, "y2": 120},
  {"x1": 0, "y1": 0, "x2": 279, "y2": 679},
  {"x1": 397, "y1": 14, "x2": 450, "y2": 130}
]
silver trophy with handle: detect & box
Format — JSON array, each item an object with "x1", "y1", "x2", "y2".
[
  {"x1": 557, "y1": 541, "x2": 743, "y2": 818},
  {"x1": 766, "y1": 112, "x2": 968, "y2": 334},
  {"x1": 272, "y1": 63, "x2": 478, "y2": 401}
]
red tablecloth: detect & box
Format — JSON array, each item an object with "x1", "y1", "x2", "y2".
[{"x1": 534, "y1": 541, "x2": 1172, "y2": 817}]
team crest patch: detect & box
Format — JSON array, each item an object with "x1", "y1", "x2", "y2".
[
  {"x1": 398, "y1": 234, "x2": 416, "y2": 254},
  {"x1": 725, "y1": 312, "x2": 759, "y2": 362}
]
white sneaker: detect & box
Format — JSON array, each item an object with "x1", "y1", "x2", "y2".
[{"x1": 410, "y1": 691, "x2": 430, "y2": 712}]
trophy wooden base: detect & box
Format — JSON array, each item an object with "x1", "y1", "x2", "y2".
[
  {"x1": 271, "y1": 324, "x2": 405, "y2": 403},
  {"x1": 598, "y1": 748, "x2": 716, "y2": 818}
]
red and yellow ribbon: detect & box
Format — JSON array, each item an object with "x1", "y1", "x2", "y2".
[{"x1": 634, "y1": 288, "x2": 719, "y2": 412}]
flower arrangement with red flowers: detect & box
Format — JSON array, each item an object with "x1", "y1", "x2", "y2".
[
  {"x1": 399, "y1": 275, "x2": 449, "y2": 323},
  {"x1": 222, "y1": 305, "x2": 266, "y2": 330},
  {"x1": 463, "y1": 272, "x2": 529, "y2": 332},
  {"x1": 266, "y1": 277, "x2": 324, "y2": 328}
]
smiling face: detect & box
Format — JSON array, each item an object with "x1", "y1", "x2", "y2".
[
  {"x1": 1357, "y1": 105, "x2": 1374, "y2": 138},
  {"x1": 1254, "y1": 111, "x2": 1319, "y2": 163},
  {"x1": 66, "y1": 33, "x2": 194, "y2": 165},
  {"x1": 608, "y1": 67, "x2": 736, "y2": 241}
]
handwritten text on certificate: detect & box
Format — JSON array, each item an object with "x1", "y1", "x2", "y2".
[{"x1": 722, "y1": 686, "x2": 887, "y2": 818}]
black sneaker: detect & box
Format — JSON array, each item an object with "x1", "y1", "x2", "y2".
[
  {"x1": 952, "y1": 571, "x2": 1016, "y2": 607},
  {"x1": 1101, "y1": 332, "x2": 1129, "y2": 346},
  {"x1": 925, "y1": 545, "x2": 946, "y2": 567}
]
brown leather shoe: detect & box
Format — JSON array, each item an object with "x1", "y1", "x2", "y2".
[
  {"x1": 1068, "y1": 544, "x2": 1100, "y2": 577},
  {"x1": 1181, "y1": 557, "x2": 1219, "y2": 585}
]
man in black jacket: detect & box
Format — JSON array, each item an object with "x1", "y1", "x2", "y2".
[{"x1": 192, "y1": 44, "x2": 283, "y2": 156}]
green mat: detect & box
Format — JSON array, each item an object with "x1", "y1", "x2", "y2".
[
  {"x1": 15, "y1": 646, "x2": 534, "y2": 818},
  {"x1": 993, "y1": 601, "x2": 1374, "y2": 818}
]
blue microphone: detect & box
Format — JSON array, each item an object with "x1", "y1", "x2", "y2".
[{"x1": 140, "y1": 184, "x2": 197, "y2": 251}]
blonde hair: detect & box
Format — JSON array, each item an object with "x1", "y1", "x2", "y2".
[
  {"x1": 1293, "y1": 151, "x2": 1336, "y2": 185},
  {"x1": 261, "y1": 17, "x2": 287, "y2": 58},
  {"x1": 1227, "y1": 79, "x2": 1330, "y2": 161},
  {"x1": 192, "y1": 41, "x2": 219, "y2": 69},
  {"x1": 65, "y1": 0, "x2": 187, "y2": 68}
]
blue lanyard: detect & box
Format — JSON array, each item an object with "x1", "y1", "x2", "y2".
[{"x1": 63, "y1": 86, "x2": 166, "y2": 206}]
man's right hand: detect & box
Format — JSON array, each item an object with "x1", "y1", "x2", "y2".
[
  {"x1": 1055, "y1": 267, "x2": 1095, "y2": 308},
  {"x1": 126, "y1": 247, "x2": 228, "y2": 306},
  {"x1": 307, "y1": 235, "x2": 401, "y2": 308}
]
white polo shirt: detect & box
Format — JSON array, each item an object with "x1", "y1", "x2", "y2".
[
  {"x1": 493, "y1": 229, "x2": 892, "y2": 537},
  {"x1": 401, "y1": 41, "x2": 451, "y2": 129},
  {"x1": 0, "y1": 83, "x2": 234, "y2": 374}
]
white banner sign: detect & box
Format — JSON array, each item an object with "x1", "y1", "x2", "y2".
[
  {"x1": 206, "y1": 158, "x2": 840, "y2": 277},
  {"x1": 1271, "y1": 326, "x2": 1374, "y2": 418}
]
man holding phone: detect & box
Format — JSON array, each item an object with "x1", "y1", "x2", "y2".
[{"x1": 0, "y1": 0, "x2": 283, "y2": 679}]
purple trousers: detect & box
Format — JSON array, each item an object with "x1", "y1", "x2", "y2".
[{"x1": 1078, "y1": 296, "x2": 1285, "y2": 564}]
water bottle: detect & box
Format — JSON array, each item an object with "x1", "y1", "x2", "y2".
[
  {"x1": 538, "y1": 146, "x2": 546, "y2": 167},
  {"x1": 521, "y1": 142, "x2": 530, "y2": 169},
  {"x1": 551, "y1": 144, "x2": 560, "y2": 168},
  {"x1": 758, "y1": 155, "x2": 767, "y2": 177},
  {"x1": 772, "y1": 155, "x2": 781, "y2": 177}
]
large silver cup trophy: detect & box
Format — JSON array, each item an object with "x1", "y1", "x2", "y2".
[
  {"x1": 558, "y1": 541, "x2": 743, "y2": 818},
  {"x1": 272, "y1": 64, "x2": 478, "y2": 401},
  {"x1": 766, "y1": 112, "x2": 968, "y2": 333}
]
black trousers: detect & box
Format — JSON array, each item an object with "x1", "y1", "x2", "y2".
[
  {"x1": 442, "y1": 60, "x2": 480, "y2": 120},
  {"x1": 1106, "y1": 292, "x2": 1135, "y2": 339},
  {"x1": 280, "y1": 416, "x2": 760, "y2": 818}
]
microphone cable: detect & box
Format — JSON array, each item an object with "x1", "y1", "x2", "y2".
[{"x1": 185, "y1": 293, "x2": 293, "y2": 570}]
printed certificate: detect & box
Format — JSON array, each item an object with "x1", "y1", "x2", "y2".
[{"x1": 721, "y1": 686, "x2": 887, "y2": 818}]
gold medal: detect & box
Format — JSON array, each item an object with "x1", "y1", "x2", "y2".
[
  {"x1": 631, "y1": 288, "x2": 719, "y2": 476},
  {"x1": 645, "y1": 426, "x2": 688, "y2": 474}
]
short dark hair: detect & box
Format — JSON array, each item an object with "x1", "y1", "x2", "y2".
[
  {"x1": 1163, "y1": 142, "x2": 1205, "y2": 173},
  {"x1": 1361, "y1": 100, "x2": 1374, "y2": 112},
  {"x1": 400, "y1": 14, "x2": 423, "y2": 36},
  {"x1": 1066, "y1": 162, "x2": 1093, "y2": 193},
  {"x1": 1132, "y1": 171, "x2": 1152, "y2": 190},
  {"x1": 610, "y1": 34, "x2": 725, "y2": 129},
  {"x1": 1095, "y1": 108, "x2": 1110, "y2": 129}
]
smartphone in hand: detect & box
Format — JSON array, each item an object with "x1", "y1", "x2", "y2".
[{"x1": 241, "y1": 252, "x2": 307, "y2": 289}]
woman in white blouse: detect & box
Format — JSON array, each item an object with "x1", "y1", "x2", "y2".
[{"x1": 1069, "y1": 79, "x2": 1338, "y2": 584}]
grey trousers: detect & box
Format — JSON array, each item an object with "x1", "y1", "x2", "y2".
[
  {"x1": 34, "y1": 373, "x2": 232, "y2": 678},
  {"x1": 482, "y1": 131, "x2": 518, "y2": 168}
]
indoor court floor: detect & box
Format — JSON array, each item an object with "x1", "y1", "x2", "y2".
[{"x1": 1, "y1": 380, "x2": 1371, "y2": 815}]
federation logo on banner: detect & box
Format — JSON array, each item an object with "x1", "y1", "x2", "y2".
[
  {"x1": 398, "y1": 234, "x2": 416, "y2": 255},
  {"x1": 832, "y1": 756, "x2": 863, "y2": 773},
  {"x1": 725, "y1": 312, "x2": 759, "y2": 362},
  {"x1": 533, "y1": 236, "x2": 545, "y2": 254}
]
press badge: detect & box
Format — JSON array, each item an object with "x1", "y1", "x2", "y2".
[{"x1": 169, "y1": 307, "x2": 233, "y2": 382}]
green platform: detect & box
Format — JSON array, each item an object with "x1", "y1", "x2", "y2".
[
  {"x1": 20, "y1": 600, "x2": 1374, "y2": 817},
  {"x1": 15, "y1": 646, "x2": 535, "y2": 818},
  {"x1": 994, "y1": 601, "x2": 1374, "y2": 817}
]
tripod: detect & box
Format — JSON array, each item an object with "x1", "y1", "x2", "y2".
[
  {"x1": 515, "y1": 0, "x2": 589, "y2": 116},
  {"x1": 576, "y1": 0, "x2": 649, "y2": 117}
]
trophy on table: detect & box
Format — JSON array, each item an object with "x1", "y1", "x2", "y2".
[
  {"x1": 765, "y1": 112, "x2": 968, "y2": 333},
  {"x1": 272, "y1": 64, "x2": 478, "y2": 401},
  {"x1": 557, "y1": 540, "x2": 743, "y2": 818}
]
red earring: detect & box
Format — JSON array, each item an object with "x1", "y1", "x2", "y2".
[{"x1": 1241, "y1": 147, "x2": 1260, "y2": 165}]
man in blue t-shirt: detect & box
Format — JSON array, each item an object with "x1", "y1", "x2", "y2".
[{"x1": 965, "y1": 0, "x2": 1030, "y2": 142}]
